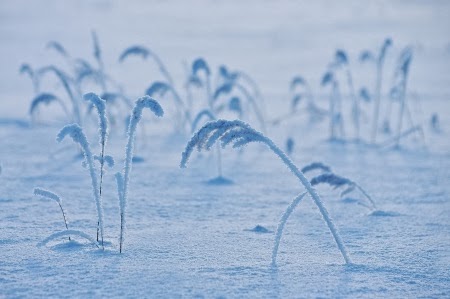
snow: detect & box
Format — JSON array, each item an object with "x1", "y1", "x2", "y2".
[{"x1": 1, "y1": 0, "x2": 450, "y2": 298}]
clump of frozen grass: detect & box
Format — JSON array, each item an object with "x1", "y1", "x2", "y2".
[
  {"x1": 213, "y1": 81, "x2": 266, "y2": 133},
  {"x1": 181, "y1": 119, "x2": 351, "y2": 265},
  {"x1": 34, "y1": 188, "x2": 70, "y2": 236},
  {"x1": 57, "y1": 124, "x2": 104, "y2": 249},
  {"x1": 189, "y1": 59, "x2": 251, "y2": 183},
  {"x1": 310, "y1": 173, "x2": 376, "y2": 210},
  {"x1": 290, "y1": 76, "x2": 326, "y2": 121},
  {"x1": 29, "y1": 93, "x2": 70, "y2": 122},
  {"x1": 218, "y1": 65, "x2": 264, "y2": 106},
  {"x1": 271, "y1": 75, "x2": 326, "y2": 126},
  {"x1": 116, "y1": 96, "x2": 163, "y2": 253}
]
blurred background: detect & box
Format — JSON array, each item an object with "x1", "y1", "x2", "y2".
[{"x1": 0, "y1": 0, "x2": 449, "y2": 118}]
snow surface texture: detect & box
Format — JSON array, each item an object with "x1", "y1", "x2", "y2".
[{"x1": 1, "y1": 0, "x2": 450, "y2": 298}]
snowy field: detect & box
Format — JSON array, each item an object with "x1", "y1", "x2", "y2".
[{"x1": 1, "y1": 1, "x2": 450, "y2": 298}]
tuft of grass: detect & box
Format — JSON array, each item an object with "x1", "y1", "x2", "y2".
[{"x1": 181, "y1": 119, "x2": 351, "y2": 265}]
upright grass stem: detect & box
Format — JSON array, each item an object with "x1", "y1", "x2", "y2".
[
  {"x1": 57, "y1": 124, "x2": 104, "y2": 249},
  {"x1": 118, "y1": 96, "x2": 163, "y2": 253}
]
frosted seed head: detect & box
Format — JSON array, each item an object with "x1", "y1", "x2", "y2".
[
  {"x1": 359, "y1": 88, "x2": 371, "y2": 102},
  {"x1": 119, "y1": 45, "x2": 150, "y2": 63},
  {"x1": 46, "y1": 41, "x2": 69, "y2": 57},
  {"x1": 359, "y1": 50, "x2": 374, "y2": 63},
  {"x1": 192, "y1": 58, "x2": 210, "y2": 77},
  {"x1": 310, "y1": 173, "x2": 352, "y2": 189},
  {"x1": 19, "y1": 63, "x2": 33, "y2": 76},
  {"x1": 290, "y1": 76, "x2": 306, "y2": 91},
  {"x1": 145, "y1": 81, "x2": 170, "y2": 97},
  {"x1": 30, "y1": 93, "x2": 59, "y2": 115},
  {"x1": 219, "y1": 65, "x2": 229, "y2": 78},
  {"x1": 321, "y1": 72, "x2": 334, "y2": 86},
  {"x1": 181, "y1": 119, "x2": 260, "y2": 168},
  {"x1": 56, "y1": 124, "x2": 83, "y2": 143},
  {"x1": 301, "y1": 162, "x2": 332, "y2": 174},
  {"x1": 34, "y1": 188, "x2": 61, "y2": 204},
  {"x1": 228, "y1": 97, "x2": 242, "y2": 114},
  {"x1": 134, "y1": 96, "x2": 164, "y2": 118},
  {"x1": 187, "y1": 75, "x2": 203, "y2": 87},
  {"x1": 213, "y1": 83, "x2": 233, "y2": 101},
  {"x1": 291, "y1": 94, "x2": 303, "y2": 110},
  {"x1": 340, "y1": 184, "x2": 356, "y2": 198},
  {"x1": 335, "y1": 49, "x2": 348, "y2": 65}
]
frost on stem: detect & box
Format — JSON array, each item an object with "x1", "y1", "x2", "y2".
[
  {"x1": 272, "y1": 192, "x2": 307, "y2": 266},
  {"x1": 83, "y1": 93, "x2": 109, "y2": 240},
  {"x1": 181, "y1": 119, "x2": 351, "y2": 265},
  {"x1": 83, "y1": 93, "x2": 108, "y2": 147},
  {"x1": 34, "y1": 188, "x2": 69, "y2": 231},
  {"x1": 118, "y1": 96, "x2": 163, "y2": 253},
  {"x1": 57, "y1": 124, "x2": 104, "y2": 249}
]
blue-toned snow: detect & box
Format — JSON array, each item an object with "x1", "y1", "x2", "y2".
[{"x1": 1, "y1": 0, "x2": 450, "y2": 298}]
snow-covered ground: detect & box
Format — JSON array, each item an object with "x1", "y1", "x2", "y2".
[{"x1": 1, "y1": 1, "x2": 449, "y2": 298}]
